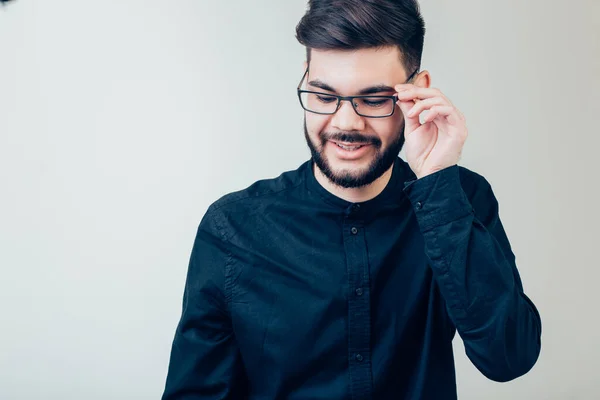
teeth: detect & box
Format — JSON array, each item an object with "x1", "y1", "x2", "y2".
[{"x1": 337, "y1": 143, "x2": 362, "y2": 151}]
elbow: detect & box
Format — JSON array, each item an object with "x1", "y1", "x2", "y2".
[
  {"x1": 486, "y1": 343, "x2": 541, "y2": 382},
  {"x1": 468, "y1": 338, "x2": 541, "y2": 382},
  {"x1": 469, "y1": 316, "x2": 542, "y2": 382}
]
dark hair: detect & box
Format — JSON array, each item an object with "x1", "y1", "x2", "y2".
[{"x1": 296, "y1": 0, "x2": 425, "y2": 75}]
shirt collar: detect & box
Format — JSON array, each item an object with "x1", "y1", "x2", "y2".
[{"x1": 304, "y1": 156, "x2": 412, "y2": 215}]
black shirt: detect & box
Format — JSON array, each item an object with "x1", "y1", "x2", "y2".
[{"x1": 162, "y1": 157, "x2": 541, "y2": 400}]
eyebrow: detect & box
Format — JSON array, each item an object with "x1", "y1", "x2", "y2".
[{"x1": 307, "y1": 79, "x2": 396, "y2": 95}]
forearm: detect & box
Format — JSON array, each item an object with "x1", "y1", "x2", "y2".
[{"x1": 404, "y1": 166, "x2": 542, "y2": 381}]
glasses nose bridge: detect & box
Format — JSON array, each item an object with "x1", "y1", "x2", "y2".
[
  {"x1": 331, "y1": 96, "x2": 366, "y2": 131},
  {"x1": 336, "y1": 96, "x2": 360, "y2": 114}
]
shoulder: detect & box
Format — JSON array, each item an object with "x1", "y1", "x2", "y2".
[{"x1": 204, "y1": 160, "x2": 310, "y2": 224}]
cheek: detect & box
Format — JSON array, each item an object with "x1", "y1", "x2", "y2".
[
  {"x1": 367, "y1": 117, "x2": 403, "y2": 144},
  {"x1": 306, "y1": 114, "x2": 331, "y2": 137}
]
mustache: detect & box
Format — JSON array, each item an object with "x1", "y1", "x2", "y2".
[{"x1": 320, "y1": 132, "x2": 381, "y2": 145}]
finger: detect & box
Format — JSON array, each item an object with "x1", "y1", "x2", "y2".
[
  {"x1": 396, "y1": 99, "x2": 421, "y2": 128},
  {"x1": 395, "y1": 84, "x2": 443, "y2": 100},
  {"x1": 396, "y1": 86, "x2": 448, "y2": 102},
  {"x1": 421, "y1": 105, "x2": 455, "y2": 124},
  {"x1": 406, "y1": 97, "x2": 448, "y2": 118},
  {"x1": 395, "y1": 83, "x2": 417, "y2": 92}
]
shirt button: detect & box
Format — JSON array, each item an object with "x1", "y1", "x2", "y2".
[
  {"x1": 351, "y1": 227, "x2": 358, "y2": 235},
  {"x1": 415, "y1": 201, "x2": 423, "y2": 210},
  {"x1": 355, "y1": 353, "x2": 363, "y2": 362},
  {"x1": 355, "y1": 288, "x2": 363, "y2": 296},
  {"x1": 352, "y1": 204, "x2": 360, "y2": 212}
]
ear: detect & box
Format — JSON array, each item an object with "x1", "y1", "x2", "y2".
[{"x1": 414, "y1": 70, "x2": 432, "y2": 88}]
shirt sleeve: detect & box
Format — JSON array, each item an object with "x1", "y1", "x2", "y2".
[
  {"x1": 162, "y1": 206, "x2": 247, "y2": 399},
  {"x1": 403, "y1": 165, "x2": 542, "y2": 382}
]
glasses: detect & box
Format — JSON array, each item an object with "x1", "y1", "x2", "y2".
[{"x1": 297, "y1": 67, "x2": 419, "y2": 118}]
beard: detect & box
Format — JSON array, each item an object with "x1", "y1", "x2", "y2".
[{"x1": 304, "y1": 119, "x2": 405, "y2": 189}]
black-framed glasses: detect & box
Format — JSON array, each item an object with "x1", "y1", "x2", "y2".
[{"x1": 297, "y1": 67, "x2": 419, "y2": 118}]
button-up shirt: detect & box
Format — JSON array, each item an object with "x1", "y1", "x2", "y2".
[{"x1": 162, "y1": 157, "x2": 542, "y2": 400}]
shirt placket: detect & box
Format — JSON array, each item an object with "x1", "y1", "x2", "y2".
[{"x1": 343, "y1": 204, "x2": 373, "y2": 400}]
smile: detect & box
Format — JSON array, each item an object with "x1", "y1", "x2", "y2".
[{"x1": 332, "y1": 141, "x2": 370, "y2": 151}]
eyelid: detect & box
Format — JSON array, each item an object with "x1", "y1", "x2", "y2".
[{"x1": 357, "y1": 95, "x2": 395, "y2": 100}]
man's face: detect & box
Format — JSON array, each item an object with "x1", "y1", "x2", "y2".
[{"x1": 303, "y1": 46, "x2": 409, "y2": 189}]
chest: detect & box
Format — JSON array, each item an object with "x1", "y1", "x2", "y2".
[{"x1": 227, "y1": 210, "x2": 436, "y2": 366}]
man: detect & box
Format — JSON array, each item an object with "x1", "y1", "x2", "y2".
[{"x1": 162, "y1": 0, "x2": 542, "y2": 399}]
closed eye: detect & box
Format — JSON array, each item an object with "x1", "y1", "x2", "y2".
[
  {"x1": 361, "y1": 98, "x2": 392, "y2": 108},
  {"x1": 316, "y1": 95, "x2": 337, "y2": 104}
]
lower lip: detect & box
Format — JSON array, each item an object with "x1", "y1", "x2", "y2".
[{"x1": 328, "y1": 141, "x2": 372, "y2": 160}]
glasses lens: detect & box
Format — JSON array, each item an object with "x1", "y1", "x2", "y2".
[
  {"x1": 353, "y1": 97, "x2": 395, "y2": 117},
  {"x1": 300, "y1": 92, "x2": 338, "y2": 114},
  {"x1": 299, "y1": 92, "x2": 395, "y2": 117}
]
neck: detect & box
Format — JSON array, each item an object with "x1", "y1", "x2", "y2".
[{"x1": 313, "y1": 162, "x2": 395, "y2": 204}]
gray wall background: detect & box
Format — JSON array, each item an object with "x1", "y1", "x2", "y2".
[{"x1": 1, "y1": 0, "x2": 598, "y2": 399}]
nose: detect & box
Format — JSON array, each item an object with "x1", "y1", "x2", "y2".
[{"x1": 330, "y1": 99, "x2": 366, "y2": 132}]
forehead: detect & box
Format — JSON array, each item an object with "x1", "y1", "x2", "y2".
[{"x1": 308, "y1": 46, "x2": 406, "y2": 92}]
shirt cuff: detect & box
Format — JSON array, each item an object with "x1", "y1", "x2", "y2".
[{"x1": 403, "y1": 165, "x2": 474, "y2": 232}]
